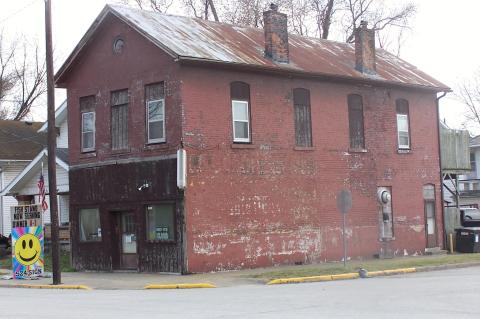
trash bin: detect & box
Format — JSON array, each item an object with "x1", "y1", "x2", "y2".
[{"x1": 455, "y1": 228, "x2": 480, "y2": 253}]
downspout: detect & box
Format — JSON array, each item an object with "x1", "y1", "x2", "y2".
[{"x1": 436, "y1": 91, "x2": 447, "y2": 249}]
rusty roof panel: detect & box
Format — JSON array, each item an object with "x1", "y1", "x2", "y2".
[{"x1": 57, "y1": 5, "x2": 450, "y2": 91}]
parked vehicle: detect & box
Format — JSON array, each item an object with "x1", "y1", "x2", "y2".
[{"x1": 461, "y1": 208, "x2": 480, "y2": 220}]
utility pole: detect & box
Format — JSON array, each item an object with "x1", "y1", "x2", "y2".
[{"x1": 44, "y1": 0, "x2": 61, "y2": 285}]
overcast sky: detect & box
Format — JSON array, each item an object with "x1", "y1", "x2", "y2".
[{"x1": 1, "y1": 0, "x2": 479, "y2": 132}]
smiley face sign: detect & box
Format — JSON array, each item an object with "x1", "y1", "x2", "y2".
[
  {"x1": 14, "y1": 233, "x2": 41, "y2": 266},
  {"x1": 11, "y1": 226, "x2": 44, "y2": 279}
]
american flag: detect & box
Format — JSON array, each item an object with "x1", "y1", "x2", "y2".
[{"x1": 38, "y1": 173, "x2": 48, "y2": 212}]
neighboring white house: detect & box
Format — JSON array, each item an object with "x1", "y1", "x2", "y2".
[
  {"x1": 0, "y1": 101, "x2": 69, "y2": 234},
  {"x1": 0, "y1": 121, "x2": 46, "y2": 236}
]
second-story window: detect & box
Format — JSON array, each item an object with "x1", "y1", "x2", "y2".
[
  {"x1": 348, "y1": 94, "x2": 365, "y2": 150},
  {"x1": 80, "y1": 95, "x2": 96, "y2": 152},
  {"x1": 396, "y1": 99, "x2": 410, "y2": 149},
  {"x1": 111, "y1": 89, "x2": 129, "y2": 150},
  {"x1": 293, "y1": 88, "x2": 312, "y2": 147},
  {"x1": 230, "y1": 81, "x2": 251, "y2": 143},
  {"x1": 145, "y1": 82, "x2": 165, "y2": 143}
]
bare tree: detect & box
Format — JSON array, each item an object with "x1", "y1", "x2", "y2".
[
  {"x1": 182, "y1": 0, "x2": 220, "y2": 21},
  {"x1": 458, "y1": 69, "x2": 480, "y2": 130},
  {"x1": 341, "y1": 0, "x2": 416, "y2": 53},
  {"x1": 119, "y1": 0, "x2": 175, "y2": 13},
  {"x1": 0, "y1": 34, "x2": 46, "y2": 121}
]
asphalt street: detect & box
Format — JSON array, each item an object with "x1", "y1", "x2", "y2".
[{"x1": 1, "y1": 266, "x2": 479, "y2": 319}]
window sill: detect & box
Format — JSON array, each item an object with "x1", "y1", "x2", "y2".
[
  {"x1": 397, "y1": 149, "x2": 411, "y2": 154},
  {"x1": 349, "y1": 148, "x2": 367, "y2": 153},
  {"x1": 111, "y1": 148, "x2": 131, "y2": 155},
  {"x1": 79, "y1": 151, "x2": 96, "y2": 158},
  {"x1": 380, "y1": 237, "x2": 395, "y2": 242},
  {"x1": 143, "y1": 142, "x2": 169, "y2": 151},
  {"x1": 146, "y1": 240, "x2": 176, "y2": 244},
  {"x1": 294, "y1": 146, "x2": 315, "y2": 151},
  {"x1": 231, "y1": 143, "x2": 256, "y2": 149}
]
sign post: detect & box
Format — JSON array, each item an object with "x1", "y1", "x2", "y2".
[
  {"x1": 11, "y1": 204, "x2": 44, "y2": 279},
  {"x1": 336, "y1": 189, "x2": 352, "y2": 267}
]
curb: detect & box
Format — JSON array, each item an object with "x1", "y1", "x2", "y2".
[
  {"x1": 266, "y1": 267, "x2": 416, "y2": 285},
  {"x1": 144, "y1": 283, "x2": 216, "y2": 289},
  {"x1": 3, "y1": 284, "x2": 92, "y2": 290},
  {"x1": 267, "y1": 272, "x2": 359, "y2": 285}
]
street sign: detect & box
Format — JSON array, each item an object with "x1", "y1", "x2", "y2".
[{"x1": 336, "y1": 189, "x2": 352, "y2": 214}]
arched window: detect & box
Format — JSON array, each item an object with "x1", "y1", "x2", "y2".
[
  {"x1": 230, "y1": 82, "x2": 251, "y2": 143},
  {"x1": 347, "y1": 94, "x2": 365, "y2": 149},
  {"x1": 293, "y1": 88, "x2": 312, "y2": 147},
  {"x1": 396, "y1": 99, "x2": 410, "y2": 149}
]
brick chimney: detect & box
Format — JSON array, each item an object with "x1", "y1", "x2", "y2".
[
  {"x1": 355, "y1": 21, "x2": 376, "y2": 74},
  {"x1": 263, "y1": 3, "x2": 289, "y2": 63}
]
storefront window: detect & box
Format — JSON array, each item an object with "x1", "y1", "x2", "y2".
[
  {"x1": 79, "y1": 208, "x2": 101, "y2": 242},
  {"x1": 146, "y1": 204, "x2": 174, "y2": 241}
]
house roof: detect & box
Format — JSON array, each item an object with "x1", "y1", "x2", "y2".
[
  {"x1": 38, "y1": 100, "x2": 67, "y2": 133},
  {"x1": 55, "y1": 5, "x2": 450, "y2": 92},
  {"x1": 470, "y1": 135, "x2": 480, "y2": 148},
  {"x1": 0, "y1": 120, "x2": 46, "y2": 161},
  {"x1": 0, "y1": 148, "x2": 69, "y2": 196}
]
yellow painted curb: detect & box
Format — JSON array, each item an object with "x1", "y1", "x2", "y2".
[
  {"x1": 267, "y1": 273, "x2": 359, "y2": 285},
  {"x1": 12, "y1": 284, "x2": 91, "y2": 290},
  {"x1": 144, "y1": 283, "x2": 216, "y2": 289},
  {"x1": 267, "y1": 268, "x2": 417, "y2": 285}
]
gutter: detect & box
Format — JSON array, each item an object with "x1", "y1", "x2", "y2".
[{"x1": 436, "y1": 91, "x2": 448, "y2": 249}]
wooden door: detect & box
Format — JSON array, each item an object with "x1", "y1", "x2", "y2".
[{"x1": 119, "y1": 212, "x2": 137, "y2": 270}]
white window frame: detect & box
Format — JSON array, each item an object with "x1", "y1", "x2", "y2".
[
  {"x1": 232, "y1": 100, "x2": 250, "y2": 143},
  {"x1": 396, "y1": 113, "x2": 410, "y2": 149},
  {"x1": 81, "y1": 111, "x2": 95, "y2": 152},
  {"x1": 146, "y1": 98, "x2": 165, "y2": 144}
]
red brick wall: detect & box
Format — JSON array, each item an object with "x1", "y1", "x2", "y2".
[
  {"x1": 62, "y1": 14, "x2": 182, "y2": 166},
  {"x1": 181, "y1": 66, "x2": 443, "y2": 272}
]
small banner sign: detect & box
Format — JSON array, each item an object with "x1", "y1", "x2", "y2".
[{"x1": 11, "y1": 205, "x2": 44, "y2": 279}]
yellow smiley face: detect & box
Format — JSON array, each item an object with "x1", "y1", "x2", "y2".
[{"x1": 14, "y1": 234, "x2": 41, "y2": 266}]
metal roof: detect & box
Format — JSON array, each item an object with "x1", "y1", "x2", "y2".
[
  {"x1": 0, "y1": 121, "x2": 46, "y2": 161},
  {"x1": 56, "y1": 4, "x2": 450, "y2": 92}
]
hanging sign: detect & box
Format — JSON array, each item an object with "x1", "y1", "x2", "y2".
[{"x1": 10, "y1": 205, "x2": 44, "y2": 279}]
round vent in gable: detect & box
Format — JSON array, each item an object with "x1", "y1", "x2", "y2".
[{"x1": 113, "y1": 37, "x2": 125, "y2": 54}]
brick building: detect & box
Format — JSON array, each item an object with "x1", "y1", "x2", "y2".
[{"x1": 56, "y1": 4, "x2": 450, "y2": 273}]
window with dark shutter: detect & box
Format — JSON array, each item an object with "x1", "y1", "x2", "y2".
[
  {"x1": 145, "y1": 82, "x2": 165, "y2": 143},
  {"x1": 396, "y1": 99, "x2": 410, "y2": 149},
  {"x1": 230, "y1": 81, "x2": 251, "y2": 143},
  {"x1": 293, "y1": 88, "x2": 312, "y2": 147},
  {"x1": 111, "y1": 89, "x2": 129, "y2": 150},
  {"x1": 348, "y1": 94, "x2": 365, "y2": 150}
]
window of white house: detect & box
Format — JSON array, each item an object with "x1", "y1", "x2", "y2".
[
  {"x1": 79, "y1": 208, "x2": 101, "y2": 242},
  {"x1": 232, "y1": 100, "x2": 250, "y2": 142},
  {"x1": 146, "y1": 204, "x2": 175, "y2": 241},
  {"x1": 147, "y1": 99, "x2": 165, "y2": 143},
  {"x1": 396, "y1": 99, "x2": 410, "y2": 149},
  {"x1": 230, "y1": 81, "x2": 251, "y2": 143},
  {"x1": 145, "y1": 82, "x2": 165, "y2": 143},
  {"x1": 81, "y1": 112, "x2": 95, "y2": 152}
]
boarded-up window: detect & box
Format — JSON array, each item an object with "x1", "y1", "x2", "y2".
[
  {"x1": 111, "y1": 90, "x2": 129, "y2": 150},
  {"x1": 396, "y1": 99, "x2": 410, "y2": 149},
  {"x1": 80, "y1": 96, "x2": 96, "y2": 152},
  {"x1": 145, "y1": 83, "x2": 165, "y2": 143},
  {"x1": 230, "y1": 81, "x2": 251, "y2": 143},
  {"x1": 293, "y1": 88, "x2": 312, "y2": 147},
  {"x1": 348, "y1": 94, "x2": 365, "y2": 149}
]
